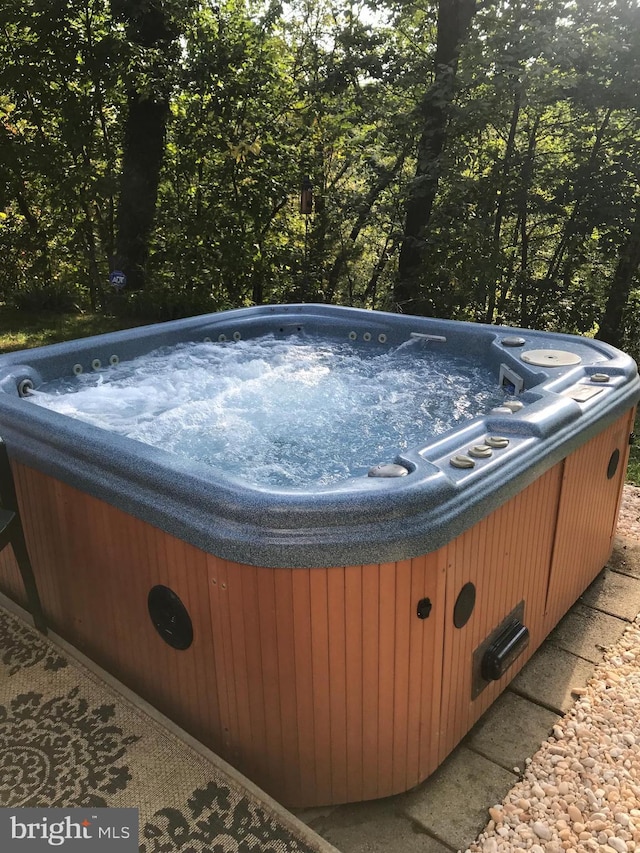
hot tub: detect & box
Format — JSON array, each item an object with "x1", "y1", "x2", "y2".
[{"x1": 0, "y1": 303, "x2": 637, "y2": 807}]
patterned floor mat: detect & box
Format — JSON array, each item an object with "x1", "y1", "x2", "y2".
[{"x1": 0, "y1": 606, "x2": 333, "y2": 853}]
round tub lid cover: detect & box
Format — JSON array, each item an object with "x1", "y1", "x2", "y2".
[{"x1": 520, "y1": 349, "x2": 582, "y2": 367}]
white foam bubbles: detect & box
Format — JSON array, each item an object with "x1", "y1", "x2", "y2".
[{"x1": 28, "y1": 335, "x2": 504, "y2": 487}]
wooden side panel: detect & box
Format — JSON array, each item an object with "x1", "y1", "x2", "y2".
[
  {"x1": 437, "y1": 462, "x2": 564, "y2": 763},
  {"x1": 360, "y1": 560, "x2": 380, "y2": 801},
  {"x1": 413, "y1": 551, "x2": 447, "y2": 787},
  {"x1": 291, "y1": 567, "x2": 317, "y2": 805},
  {"x1": 344, "y1": 565, "x2": 364, "y2": 799},
  {"x1": 0, "y1": 546, "x2": 23, "y2": 605},
  {"x1": 273, "y1": 567, "x2": 300, "y2": 802},
  {"x1": 3, "y1": 463, "x2": 71, "y2": 619},
  {"x1": 206, "y1": 555, "x2": 444, "y2": 807},
  {"x1": 3, "y1": 464, "x2": 224, "y2": 755},
  {"x1": 376, "y1": 561, "x2": 396, "y2": 795},
  {"x1": 0, "y1": 410, "x2": 632, "y2": 808},
  {"x1": 544, "y1": 411, "x2": 634, "y2": 631}
]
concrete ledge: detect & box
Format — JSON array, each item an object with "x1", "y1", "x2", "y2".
[
  {"x1": 579, "y1": 567, "x2": 640, "y2": 621},
  {"x1": 465, "y1": 691, "x2": 559, "y2": 773},
  {"x1": 509, "y1": 644, "x2": 596, "y2": 714},
  {"x1": 305, "y1": 801, "x2": 452, "y2": 853},
  {"x1": 401, "y1": 747, "x2": 517, "y2": 852},
  {"x1": 547, "y1": 602, "x2": 627, "y2": 662},
  {"x1": 609, "y1": 534, "x2": 640, "y2": 579}
]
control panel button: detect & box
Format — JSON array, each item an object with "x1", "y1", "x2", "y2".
[
  {"x1": 485, "y1": 436, "x2": 510, "y2": 449},
  {"x1": 450, "y1": 454, "x2": 475, "y2": 469},
  {"x1": 468, "y1": 444, "x2": 493, "y2": 459}
]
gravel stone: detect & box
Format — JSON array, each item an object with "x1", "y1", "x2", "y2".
[
  {"x1": 464, "y1": 487, "x2": 640, "y2": 853},
  {"x1": 608, "y1": 838, "x2": 628, "y2": 853},
  {"x1": 568, "y1": 805, "x2": 583, "y2": 823},
  {"x1": 533, "y1": 821, "x2": 553, "y2": 840}
]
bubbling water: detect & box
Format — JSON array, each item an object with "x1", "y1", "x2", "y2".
[{"x1": 28, "y1": 335, "x2": 505, "y2": 487}]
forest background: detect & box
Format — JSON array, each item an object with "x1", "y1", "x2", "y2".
[{"x1": 1, "y1": 0, "x2": 639, "y2": 359}]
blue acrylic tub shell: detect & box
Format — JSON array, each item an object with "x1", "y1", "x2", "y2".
[{"x1": 0, "y1": 304, "x2": 638, "y2": 568}]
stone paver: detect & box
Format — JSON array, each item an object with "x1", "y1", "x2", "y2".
[
  {"x1": 609, "y1": 535, "x2": 640, "y2": 579},
  {"x1": 296, "y1": 562, "x2": 638, "y2": 853},
  {"x1": 509, "y1": 644, "x2": 595, "y2": 714},
  {"x1": 547, "y1": 602, "x2": 627, "y2": 663},
  {"x1": 307, "y1": 802, "x2": 452, "y2": 853},
  {"x1": 579, "y1": 567, "x2": 640, "y2": 621},
  {"x1": 465, "y1": 690, "x2": 559, "y2": 773},
  {"x1": 294, "y1": 805, "x2": 339, "y2": 827},
  {"x1": 401, "y1": 747, "x2": 516, "y2": 853}
]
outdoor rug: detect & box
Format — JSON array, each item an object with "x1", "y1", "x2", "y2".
[{"x1": 0, "y1": 605, "x2": 335, "y2": 853}]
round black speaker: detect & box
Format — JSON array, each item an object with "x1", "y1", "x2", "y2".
[
  {"x1": 607, "y1": 449, "x2": 620, "y2": 480},
  {"x1": 147, "y1": 585, "x2": 194, "y2": 650},
  {"x1": 453, "y1": 582, "x2": 476, "y2": 629}
]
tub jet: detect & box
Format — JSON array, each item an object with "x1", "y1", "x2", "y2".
[{"x1": 17, "y1": 379, "x2": 34, "y2": 398}]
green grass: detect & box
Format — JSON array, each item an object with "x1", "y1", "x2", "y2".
[{"x1": 0, "y1": 306, "x2": 144, "y2": 354}]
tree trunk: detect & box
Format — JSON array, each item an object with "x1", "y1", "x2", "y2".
[
  {"x1": 486, "y1": 85, "x2": 522, "y2": 323},
  {"x1": 531, "y1": 108, "x2": 613, "y2": 321},
  {"x1": 364, "y1": 235, "x2": 398, "y2": 308},
  {"x1": 326, "y1": 150, "x2": 407, "y2": 302},
  {"x1": 80, "y1": 202, "x2": 102, "y2": 311},
  {"x1": 114, "y1": 92, "x2": 170, "y2": 289},
  {"x1": 516, "y1": 115, "x2": 540, "y2": 327},
  {"x1": 111, "y1": 0, "x2": 177, "y2": 290},
  {"x1": 596, "y1": 197, "x2": 640, "y2": 350},
  {"x1": 394, "y1": 0, "x2": 476, "y2": 311}
]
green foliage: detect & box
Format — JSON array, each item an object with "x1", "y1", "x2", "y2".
[
  {"x1": 106, "y1": 282, "x2": 228, "y2": 322},
  {"x1": 0, "y1": 0, "x2": 638, "y2": 346},
  {"x1": 626, "y1": 406, "x2": 640, "y2": 488},
  {"x1": 395, "y1": 0, "x2": 640, "y2": 334},
  {"x1": 0, "y1": 0, "x2": 122, "y2": 308},
  {"x1": 9, "y1": 280, "x2": 84, "y2": 314},
  {"x1": 620, "y1": 289, "x2": 640, "y2": 367},
  {"x1": 152, "y1": 0, "x2": 302, "y2": 305}
]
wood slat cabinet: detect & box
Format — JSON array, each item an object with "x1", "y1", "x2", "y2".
[{"x1": 0, "y1": 410, "x2": 633, "y2": 807}]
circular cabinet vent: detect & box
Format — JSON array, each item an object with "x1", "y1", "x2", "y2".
[
  {"x1": 147, "y1": 585, "x2": 194, "y2": 650},
  {"x1": 453, "y1": 582, "x2": 476, "y2": 629}
]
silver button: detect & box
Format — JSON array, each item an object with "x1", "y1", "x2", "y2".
[
  {"x1": 485, "y1": 436, "x2": 510, "y2": 449},
  {"x1": 450, "y1": 454, "x2": 476, "y2": 469},
  {"x1": 468, "y1": 444, "x2": 493, "y2": 459}
]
